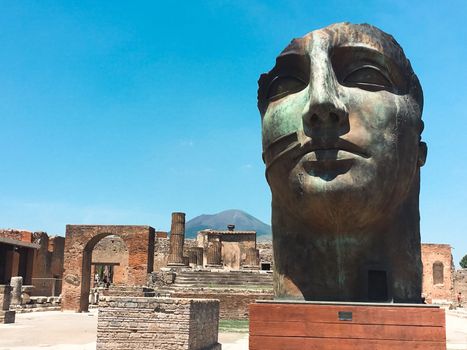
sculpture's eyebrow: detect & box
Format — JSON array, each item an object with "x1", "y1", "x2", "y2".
[{"x1": 278, "y1": 38, "x2": 307, "y2": 58}]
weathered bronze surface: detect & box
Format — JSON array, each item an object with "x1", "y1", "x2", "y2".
[{"x1": 258, "y1": 23, "x2": 427, "y2": 303}]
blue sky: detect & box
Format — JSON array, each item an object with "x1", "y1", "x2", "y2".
[{"x1": 1, "y1": 1, "x2": 466, "y2": 265}]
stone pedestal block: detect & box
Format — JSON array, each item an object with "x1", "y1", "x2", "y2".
[
  {"x1": 249, "y1": 301, "x2": 446, "y2": 350},
  {"x1": 97, "y1": 297, "x2": 221, "y2": 350},
  {"x1": 10, "y1": 276, "x2": 23, "y2": 305}
]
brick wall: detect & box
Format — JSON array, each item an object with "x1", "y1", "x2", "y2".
[
  {"x1": 96, "y1": 297, "x2": 221, "y2": 350},
  {"x1": 171, "y1": 291, "x2": 273, "y2": 320},
  {"x1": 62, "y1": 225, "x2": 155, "y2": 312},
  {"x1": 421, "y1": 244, "x2": 454, "y2": 303}
]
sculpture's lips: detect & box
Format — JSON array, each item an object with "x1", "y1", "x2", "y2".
[{"x1": 296, "y1": 139, "x2": 370, "y2": 162}]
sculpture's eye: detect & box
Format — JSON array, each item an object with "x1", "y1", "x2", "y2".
[
  {"x1": 267, "y1": 76, "x2": 307, "y2": 101},
  {"x1": 342, "y1": 65, "x2": 393, "y2": 92}
]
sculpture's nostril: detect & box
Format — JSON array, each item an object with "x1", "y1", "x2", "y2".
[
  {"x1": 310, "y1": 114, "x2": 319, "y2": 124},
  {"x1": 330, "y1": 112, "x2": 339, "y2": 123}
]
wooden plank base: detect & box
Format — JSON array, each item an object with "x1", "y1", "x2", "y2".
[{"x1": 249, "y1": 302, "x2": 446, "y2": 350}]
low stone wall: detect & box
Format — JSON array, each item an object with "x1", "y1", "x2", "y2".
[
  {"x1": 171, "y1": 290, "x2": 273, "y2": 320},
  {"x1": 96, "y1": 297, "x2": 221, "y2": 350}
]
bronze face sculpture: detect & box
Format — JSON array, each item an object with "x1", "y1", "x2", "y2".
[{"x1": 258, "y1": 23, "x2": 427, "y2": 302}]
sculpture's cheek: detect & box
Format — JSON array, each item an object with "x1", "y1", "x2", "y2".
[{"x1": 262, "y1": 89, "x2": 308, "y2": 148}]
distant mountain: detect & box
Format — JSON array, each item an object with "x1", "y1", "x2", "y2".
[{"x1": 185, "y1": 209, "x2": 272, "y2": 239}]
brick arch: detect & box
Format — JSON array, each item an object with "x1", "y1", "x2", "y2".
[{"x1": 61, "y1": 225, "x2": 155, "y2": 312}]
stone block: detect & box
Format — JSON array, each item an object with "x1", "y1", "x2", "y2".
[{"x1": 96, "y1": 297, "x2": 221, "y2": 350}]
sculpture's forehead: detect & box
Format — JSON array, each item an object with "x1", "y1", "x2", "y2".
[{"x1": 280, "y1": 23, "x2": 407, "y2": 65}]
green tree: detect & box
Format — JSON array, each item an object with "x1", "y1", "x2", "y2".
[{"x1": 460, "y1": 254, "x2": 467, "y2": 269}]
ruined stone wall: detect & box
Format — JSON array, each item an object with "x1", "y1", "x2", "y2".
[
  {"x1": 31, "y1": 233, "x2": 65, "y2": 296},
  {"x1": 62, "y1": 225, "x2": 155, "y2": 312},
  {"x1": 171, "y1": 291, "x2": 273, "y2": 320},
  {"x1": 197, "y1": 230, "x2": 257, "y2": 269},
  {"x1": 92, "y1": 235, "x2": 129, "y2": 284},
  {"x1": 153, "y1": 237, "x2": 170, "y2": 272},
  {"x1": 96, "y1": 297, "x2": 220, "y2": 350},
  {"x1": 0, "y1": 230, "x2": 64, "y2": 296},
  {"x1": 421, "y1": 244, "x2": 454, "y2": 303},
  {"x1": 183, "y1": 239, "x2": 198, "y2": 255},
  {"x1": 454, "y1": 269, "x2": 467, "y2": 302},
  {"x1": 258, "y1": 241, "x2": 273, "y2": 265}
]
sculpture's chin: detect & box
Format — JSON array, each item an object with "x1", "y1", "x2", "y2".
[{"x1": 271, "y1": 161, "x2": 396, "y2": 229}]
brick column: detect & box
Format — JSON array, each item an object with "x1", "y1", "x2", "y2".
[
  {"x1": 168, "y1": 212, "x2": 186, "y2": 266},
  {"x1": 207, "y1": 235, "x2": 222, "y2": 266}
]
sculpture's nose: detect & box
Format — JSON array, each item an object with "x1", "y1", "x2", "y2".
[{"x1": 302, "y1": 58, "x2": 348, "y2": 135}]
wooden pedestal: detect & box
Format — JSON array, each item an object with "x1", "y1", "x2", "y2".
[{"x1": 249, "y1": 301, "x2": 446, "y2": 350}]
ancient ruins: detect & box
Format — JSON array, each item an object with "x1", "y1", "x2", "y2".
[
  {"x1": 1, "y1": 222, "x2": 466, "y2": 314},
  {"x1": 0, "y1": 209, "x2": 466, "y2": 348}
]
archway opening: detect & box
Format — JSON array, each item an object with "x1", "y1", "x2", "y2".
[{"x1": 80, "y1": 233, "x2": 128, "y2": 312}]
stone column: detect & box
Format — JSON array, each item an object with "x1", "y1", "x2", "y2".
[
  {"x1": 168, "y1": 212, "x2": 186, "y2": 266},
  {"x1": 207, "y1": 235, "x2": 222, "y2": 266},
  {"x1": 244, "y1": 248, "x2": 260, "y2": 268},
  {"x1": 10, "y1": 276, "x2": 23, "y2": 306}
]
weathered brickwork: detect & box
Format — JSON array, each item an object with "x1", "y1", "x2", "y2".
[
  {"x1": 96, "y1": 297, "x2": 221, "y2": 350},
  {"x1": 62, "y1": 225, "x2": 155, "y2": 312},
  {"x1": 171, "y1": 291, "x2": 273, "y2": 320},
  {"x1": 421, "y1": 243, "x2": 454, "y2": 303},
  {"x1": 0, "y1": 229, "x2": 33, "y2": 242}
]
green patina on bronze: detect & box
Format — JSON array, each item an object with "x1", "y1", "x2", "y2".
[{"x1": 258, "y1": 23, "x2": 427, "y2": 303}]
